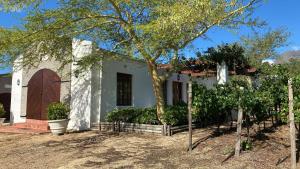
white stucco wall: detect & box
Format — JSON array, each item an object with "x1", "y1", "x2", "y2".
[
  {"x1": 10, "y1": 56, "x2": 25, "y2": 123},
  {"x1": 195, "y1": 76, "x2": 218, "y2": 89},
  {"x1": 165, "y1": 73, "x2": 189, "y2": 105},
  {"x1": 94, "y1": 60, "x2": 221, "y2": 123},
  {"x1": 90, "y1": 64, "x2": 102, "y2": 126},
  {"x1": 98, "y1": 58, "x2": 156, "y2": 122},
  {"x1": 165, "y1": 74, "x2": 218, "y2": 105},
  {"x1": 69, "y1": 40, "x2": 93, "y2": 130}
]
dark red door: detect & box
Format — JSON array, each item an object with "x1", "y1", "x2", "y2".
[
  {"x1": 26, "y1": 69, "x2": 61, "y2": 120},
  {"x1": 0, "y1": 93, "x2": 11, "y2": 120}
]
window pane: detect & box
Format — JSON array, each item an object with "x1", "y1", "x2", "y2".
[{"x1": 117, "y1": 73, "x2": 132, "y2": 106}]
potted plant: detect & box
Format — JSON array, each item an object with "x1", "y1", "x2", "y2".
[
  {"x1": 47, "y1": 102, "x2": 70, "y2": 135},
  {"x1": 0, "y1": 103, "x2": 6, "y2": 125}
]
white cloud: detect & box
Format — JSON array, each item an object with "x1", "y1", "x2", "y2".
[{"x1": 291, "y1": 46, "x2": 300, "y2": 51}]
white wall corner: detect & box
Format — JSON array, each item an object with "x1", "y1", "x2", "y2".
[
  {"x1": 217, "y1": 61, "x2": 228, "y2": 85},
  {"x1": 69, "y1": 39, "x2": 93, "y2": 130},
  {"x1": 10, "y1": 55, "x2": 25, "y2": 123}
]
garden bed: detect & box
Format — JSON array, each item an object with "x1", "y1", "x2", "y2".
[{"x1": 94, "y1": 122, "x2": 200, "y2": 136}]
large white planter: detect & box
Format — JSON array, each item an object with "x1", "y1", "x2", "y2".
[
  {"x1": 48, "y1": 119, "x2": 69, "y2": 135},
  {"x1": 0, "y1": 118, "x2": 5, "y2": 125}
]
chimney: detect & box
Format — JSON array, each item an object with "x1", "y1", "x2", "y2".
[{"x1": 217, "y1": 61, "x2": 228, "y2": 85}]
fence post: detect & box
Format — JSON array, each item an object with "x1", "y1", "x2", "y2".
[
  {"x1": 188, "y1": 78, "x2": 193, "y2": 153},
  {"x1": 112, "y1": 121, "x2": 116, "y2": 132},
  {"x1": 235, "y1": 93, "x2": 243, "y2": 157},
  {"x1": 118, "y1": 121, "x2": 121, "y2": 132},
  {"x1": 288, "y1": 79, "x2": 297, "y2": 169},
  {"x1": 162, "y1": 124, "x2": 167, "y2": 136}
]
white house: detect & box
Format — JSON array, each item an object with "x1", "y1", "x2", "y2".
[{"x1": 10, "y1": 40, "x2": 228, "y2": 131}]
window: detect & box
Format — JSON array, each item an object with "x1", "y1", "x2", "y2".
[
  {"x1": 117, "y1": 73, "x2": 132, "y2": 106},
  {"x1": 172, "y1": 81, "x2": 183, "y2": 105}
]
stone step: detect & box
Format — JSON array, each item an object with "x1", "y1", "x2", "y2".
[
  {"x1": 14, "y1": 119, "x2": 49, "y2": 131},
  {"x1": 0, "y1": 126, "x2": 48, "y2": 134}
]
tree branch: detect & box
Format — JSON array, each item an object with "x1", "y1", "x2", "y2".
[
  {"x1": 180, "y1": 0, "x2": 258, "y2": 49},
  {"x1": 108, "y1": 0, "x2": 128, "y2": 24}
]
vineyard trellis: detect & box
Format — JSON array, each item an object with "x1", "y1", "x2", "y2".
[{"x1": 190, "y1": 63, "x2": 300, "y2": 167}]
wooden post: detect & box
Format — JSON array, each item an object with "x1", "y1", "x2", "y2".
[
  {"x1": 235, "y1": 95, "x2": 243, "y2": 157},
  {"x1": 167, "y1": 125, "x2": 171, "y2": 136},
  {"x1": 288, "y1": 79, "x2": 297, "y2": 169},
  {"x1": 118, "y1": 121, "x2": 121, "y2": 132},
  {"x1": 188, "y1": 79, "x2": 193, "y2": 153},
  {"x1": 163, "y1": 124, "x2": 167, "y2": 136}
]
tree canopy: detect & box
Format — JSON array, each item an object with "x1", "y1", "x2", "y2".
[
  {"x1": 0, "y1": 0, "x2": 264, "y2": 122},
  {"x1": 241, "y1": 28, "x2": 290, "y2": 65}
]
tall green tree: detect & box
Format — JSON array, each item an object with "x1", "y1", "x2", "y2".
[
  {"x1": 0, "y1": 0, "x2": 263, "y2": 123},
  {"x1": 202, "y1": 43, "x2": 248, "y2": 73},
  {"x1": 241, "y1": 28, "x2": 290, "y2": 65}
]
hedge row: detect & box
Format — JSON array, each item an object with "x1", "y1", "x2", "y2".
[{"x1": 106, "y1": 103, "x2": 188, "y2": 126}]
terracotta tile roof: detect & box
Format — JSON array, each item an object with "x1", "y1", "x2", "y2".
[{"x1": 158, "y1": 63, "x2": 257, "y2": 77}]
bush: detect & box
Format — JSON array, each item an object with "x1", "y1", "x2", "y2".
[
  {"x1": 106, "y1": 107, "x2": 159, "y2": 125},
  {"x1": 106, "y1": 104, "x2": 188, "y2": 126},
  {"x1": 134, "y1": 108, "x2": 159, "y2": 124},
  {"x1": 106, "y1": 108, "x2": 139, "y2": 122},
  {"x1": 47, "y1": 102, "x2": 70, "y2": 120},
  {"x1": 0, "y1": 103, "x2": 5, "y2": 118},
  {"x1": 162, "y1": 103, "x2": 188, "y2": 126},
  {"x1": 241, "y1": 140, "x2": 252, "y2": 151}
]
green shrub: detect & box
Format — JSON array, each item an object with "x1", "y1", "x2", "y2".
[
  {"x1": 106, "y1": 104, "x2": 188, "y2": 126},
  {"x1": 134, "y1": 108, "x2": 159, "y2": 124},
  {"x1": 0, "y1": 103, "x2": 5, "y2": 118},
  {"x1": 241, "y1": 140, "x2": 252, "y2": 151},
  {"x1": 106, "y1": 107, "x2": 159, "y2": 124},
  {"x1": 47, "y1": 102, "x2": 70, "y2": 120},
  {"x1": 162, "y1": 103, "x2": 188, "y2": 126},
  {"x1": 106, "y1": 108, "x2": 139, "y2": 122}
]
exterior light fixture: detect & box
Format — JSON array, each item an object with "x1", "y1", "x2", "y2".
[
  {"x1": 74, "y1": 70, "x2": 79, "y2": 78},
  {"x1": 17, "y1": 79, "x2": 20, "y2": 86}
]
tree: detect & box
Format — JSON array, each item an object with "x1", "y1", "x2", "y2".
[
  {"x1": 0, "y1": 0, "x2": 263, "y2": 123},
  {"x1": 241, "y1": 28, "x2": 290, "y2": 65},
  {"x1": 201, "y1": 43, "x2": 249, "y2": 73}
]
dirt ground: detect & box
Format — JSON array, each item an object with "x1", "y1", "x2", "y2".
[{"x1": 0, "y1": 125, "x2": 295, "y2": 169}]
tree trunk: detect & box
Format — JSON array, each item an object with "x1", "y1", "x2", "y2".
[
  {"x1": 271, "y1": 113, "x2": 274, "y2": 126},
  {"x1": 246, "y1": 115, "x2": 250, "y2": 142},
  {"x1": 235, "y1": 99, "x2": 243, "y2": 157},
  {"x1": 288, "y1": 79, "x2": 297, "y2": 169},
  {"x1": 188, "y1": 80, "x2": 193, "y2": 153},
  {"x1": 230, "y1": 110, "x2": 234, "y2": 129},
  {"x1": 146, "y1": 61, "x2": 166, "y2": 123}
]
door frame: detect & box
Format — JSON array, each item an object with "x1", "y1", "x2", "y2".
[{"x1": 26, "y1": 69, "x2": 61, "y2": 120}]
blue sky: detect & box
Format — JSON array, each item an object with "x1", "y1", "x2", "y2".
[
  {"x1": 0, "y1": 0, "x2": 299, "y2": 74},
  {"x1": 187, "y1": 0, "x2": 300, "y2": 55}
]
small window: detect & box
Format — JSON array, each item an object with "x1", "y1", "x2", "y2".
[{"x1": 117, "y1": 73, "x2": 132, "y2": 106}]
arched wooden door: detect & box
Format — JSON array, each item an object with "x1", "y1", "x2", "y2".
[
  {"x1": 26, "y1": 69, "x2": 61, "y2": 120},
  {"x1": 0, "y1": 93, "x2": 11, "y2": 120}
]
